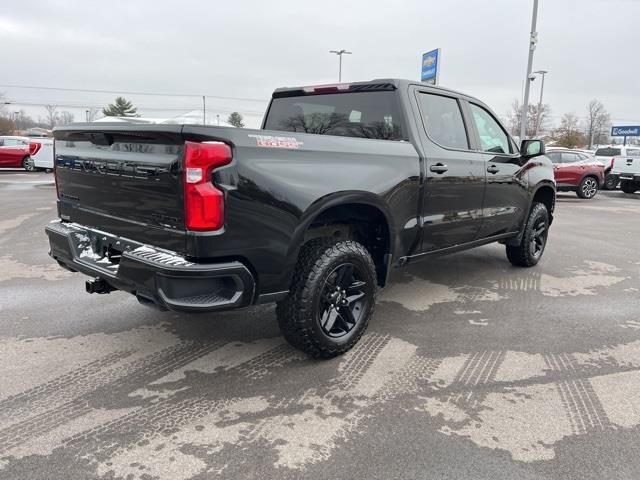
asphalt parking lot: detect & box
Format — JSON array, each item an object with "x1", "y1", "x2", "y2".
[{"x1": 1, "y1": 170, "x2": 639, "y2": 480}]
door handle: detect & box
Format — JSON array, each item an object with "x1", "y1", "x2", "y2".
[
  {"x1": 487, "y1": 164, "x2": 500, "y2": 174},
  {"x1": 430, "y1": 163, "x2": 448, "y2": 174}
]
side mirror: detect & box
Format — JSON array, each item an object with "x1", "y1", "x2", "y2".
[{"x1": 521, "y1": 139, "x2": 545, "y2": 159}]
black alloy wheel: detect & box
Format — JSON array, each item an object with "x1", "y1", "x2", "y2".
[
  {"x1": 318, "y1": 263, "x2": 370, "y2": 338},
  {"x1": 529, "y1": 216, "x2": 548, "y2": 260},
  {"x1": 276, "y1": 239, "x2": 377, "y2": 358}
]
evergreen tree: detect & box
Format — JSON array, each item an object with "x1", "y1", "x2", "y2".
[
  {"x1": 102, "y1": 97, "x2": 138, "y2": 117},
  {"x1": 227, "y1": 112, "x2": 245, "y2": 128}
]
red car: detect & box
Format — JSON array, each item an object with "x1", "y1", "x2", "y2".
[
  {"x1": 545, "y1": 148, "x2": 605, "y2": 199},
  {"x1": 0, "y1": 136, "x2": 38, "y2": 171}
]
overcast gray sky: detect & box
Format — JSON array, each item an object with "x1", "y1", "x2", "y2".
[{"x1": 1, "y1": 0, "x2": 638, "y2": 129}]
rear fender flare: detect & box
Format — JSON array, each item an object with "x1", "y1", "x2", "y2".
[{"x1": 283, "y1": 191, "x2": 397, "y2": 282}]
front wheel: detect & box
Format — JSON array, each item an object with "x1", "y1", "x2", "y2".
[
  {"x1": 576, "y1": 176, "x2": 598, "y2": 199},
  {"x1": 276, "y1": 239, "x2": 377, "y2": 359},
  {"x1": 506, "y1": 202, "x2": 549, "y2": 267},
  {"x1": 22, "y1": 156, "x2": 35, "y2": 172}
]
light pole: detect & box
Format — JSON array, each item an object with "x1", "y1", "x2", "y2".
[
  {"x1": 520, "y1": 0, "x2": 539, "y2": 141},
  {"x1": 532, "y1": 70, "x2": 548, "y2": 137},
  {"x1": 330, "y1": 49, "x2": 352, "y2": 82}
]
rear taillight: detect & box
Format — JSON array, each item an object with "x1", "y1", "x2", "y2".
[
  {"x1": 183, "y1": 141, "x2": 232, "y2": 231},
  {"x1": 29, "y1": 142, "x2": 42, "y2": 156}
]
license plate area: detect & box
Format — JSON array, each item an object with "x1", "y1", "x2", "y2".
[{"x1": 70, "y1": 230, "x2": 127, "y2": 275}]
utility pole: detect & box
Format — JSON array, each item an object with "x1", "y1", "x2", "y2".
[
  {"x1": 85, "y1": 109, "x2": 90, "y2": 122},
  {"x1": 520, "y1": 0, "x2": 539, "y2": 141},
  {"x1": 202, "y1": 96, "x2": 206, "y2": 125},
  {"x1": 532, "y1": 70, "x2": 548, "y2": 137},
  {"x1": 216, "y1": 114, "x2": 220, "y2": 126},
  {"x1": 330, "y1": 49, "x2": 352, "y2": 82}
]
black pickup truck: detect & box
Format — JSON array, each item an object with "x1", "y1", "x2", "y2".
[{"x1": 46, "y1": 79, "x2": 555, "y2": 358}]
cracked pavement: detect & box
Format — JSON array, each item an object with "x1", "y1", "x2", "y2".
[{"x1": 1, "y1": 170, "x2": 640, "y2": 479}]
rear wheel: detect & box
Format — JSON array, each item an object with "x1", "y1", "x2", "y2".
[
  {"x1": 576, "y1": 176, "x2": 598, "y2": 199},
  {"x1": 603, "y1": 174, "x2": 618, "y2": 190},
  {"x1": 506, "y1": 202, "x2": 549, "y2": 267},
  {"x1": 22, "y1": 156, "x2": 35, "y2": 172},
  {"x1": 276, "y1": 239, "x2": 377, "y2": 358},
  {"x1": 620, "y1": 180, "x2": 639, "y2": 194}
]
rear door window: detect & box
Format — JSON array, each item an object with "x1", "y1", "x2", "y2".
[
  {"x1": 417, "y1": 93, "x2": 469, "y2": 150},
  {"x1": 264, "y1": 91, "x2": 407, "y2": 141},
  {"x1": 595, "y1": 147, "x2": 621, "y2": 156},
  {"x1": 627, "y1": 149, "x2": 640, "y2": 157},
  {"x1": 561, "y1": 152, "x2": 580, "y2": 163},
  {"x1": 469, "y1": 103, "x2": 511, "y2": 154}
]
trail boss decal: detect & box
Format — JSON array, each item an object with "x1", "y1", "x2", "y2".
[{"x1": 248, "y1": 134, "x2": 303, "y2": 149}]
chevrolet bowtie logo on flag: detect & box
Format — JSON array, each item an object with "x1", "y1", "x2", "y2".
[{"x1": 421, "y1": 48, "x2": 441, "y2": 85}]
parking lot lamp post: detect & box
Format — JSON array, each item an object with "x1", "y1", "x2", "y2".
[
  {"x1": 520, "y1": 0, "x2": 539, "y2": 140},
  {"x1": 330, "y1": 50, "x2": 352, "y2": 82},
  {"x1": 533, "y1": 70, "x2": 548, "y2": 137}
]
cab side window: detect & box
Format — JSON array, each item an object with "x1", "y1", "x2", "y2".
[
  {"x1": 418, "y1": 93, "x2": 469, "y2": 150},
  {"x1": 469, "y1": 103, "x2": 511, "y2": 155}
]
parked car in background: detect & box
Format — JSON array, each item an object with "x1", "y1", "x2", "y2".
[
  {"x1": 546, "y1": 148, "x2": 604, "y2": 199},
  {"x1": 0, "y1": 136, "x2": 34, "y2": 171},
  {"x1": 610, "y1": 148, "x2": 640, "y2": 194},
  {"x1": 27, "y1": 137, "x2": 54, "y2": 171},
  {"x1": 594, "y1": 146, "x2": 640, "y2": 189},
  {"x1": 0, "y1": 135, "x2": 54, "y2": 171}
]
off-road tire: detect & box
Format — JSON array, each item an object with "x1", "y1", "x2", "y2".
[
  {"x1": 506, "y1": 202, "x2": 549, "y2": 267},
  {"x1": 276, "y1": 239, "x2": 377, "y2": 359}
]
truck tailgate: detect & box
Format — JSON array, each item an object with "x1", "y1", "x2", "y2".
[
  {"x1": 614, "y1": 155, "x2": 639, "y2": 175},
  {"x1": 54, "y1": 125, "x2": 187, "y2": 253}
]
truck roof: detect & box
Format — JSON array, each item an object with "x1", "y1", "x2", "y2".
[{"x1": 272, "y1": 78, "x2": 471, "y2": 99}]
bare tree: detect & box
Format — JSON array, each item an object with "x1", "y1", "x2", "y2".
[
  {"x1": 59, "y1": 111, "x2": 75, "y2": 125},
  {"x1": 553, "y1": 113, "x2": 585, "y2": 148},
  {"x1": 45, "y1": 105, "x2": 59, "y2": 128},
  {"x1": 11, "y1": 110, "x2": 42, "y2": 130},
  {"x1": 86, "y1": 108, "x2": 100, "y2": 122},
  {"x1": 0, "y1": 117, "x2": 14, "y2": 135},
  {"x1": 584, "y1": 100, "x2": 610, "y2": 148},
  {"x1": 507, "y1": 99, "x2": 551, "y2": 138},
  {"x1": 0, "y1": 92, "x2": 7, "y2": 117}
]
